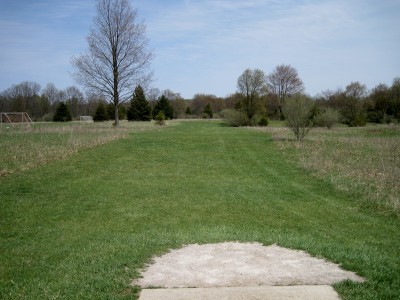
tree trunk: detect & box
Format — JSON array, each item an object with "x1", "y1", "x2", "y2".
[{"x1": 114, "y1": 103, "x2": 119, "y2": 127}]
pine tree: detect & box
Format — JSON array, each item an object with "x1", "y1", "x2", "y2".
[
  {"x1": 153, "y1": 95, "x2": 173, "y2": 120},
  {"x1": 53, "y1": 102, "x2": 72, "y2": 122},
  {"x1": 127, "y1": 85, "x2": 152, "y2": 121},
  {"x1": 107, "y1": 103, "x2": 127, "y2": 120},
  {"x1": 93, "y1": 102, "x2": 108, "y2": 122}
]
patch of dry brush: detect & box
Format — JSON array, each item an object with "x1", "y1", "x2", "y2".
[
  {"x1": 257, "y1": 125, "x2": 400, "y2": 214},
  {"x1": 0, "y1": 121, "x2": 155, "y2": 176}
]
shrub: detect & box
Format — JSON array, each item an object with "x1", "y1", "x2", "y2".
[
  {"x1": 353, "y1": 112, "x2": 367, "y2": 127},
  {"x1": 314, "y1": 108, "x2": 340, "y2": 129},
  {"x1": 282, "y1": 94, "x2": 314, "y2": 141},
  {"x1": 222, "y1": 109, "x2": 250, "y2": 127},
  {"x1": 42, "y1": 113, "x2": 54, "y2": 122},
  {"x1": 155, "y1": 111, "x2": 165, "y2": 125},
  {"x1": 258, "y1": 116, "x2": 269, "y2": 127}
]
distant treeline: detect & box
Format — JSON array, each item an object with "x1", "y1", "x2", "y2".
[{"x1": 1, "y1": 78, "x2": 399, "y2": 125}]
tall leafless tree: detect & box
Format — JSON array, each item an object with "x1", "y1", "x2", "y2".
[
  {"x1": 237, "y1": 68, "x2": 267, "y2": 123},
  {"x1": 267, "y1": 64, "x2": 304, "y2": 118},
  {"x1": 71, "y1": 0, "x2": 153, "y2": 126}
]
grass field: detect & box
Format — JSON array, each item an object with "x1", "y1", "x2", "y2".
[
  {"x1": 0, "y1": 120, "x2": 399, "y2": 299},
  {"x1": 0, "y1": 121, "x2": 156, "y2": 176}
]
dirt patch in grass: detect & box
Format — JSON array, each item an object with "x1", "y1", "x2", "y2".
[{"x1": 134, "y1": 242, "x2": 364, "y2": 288}]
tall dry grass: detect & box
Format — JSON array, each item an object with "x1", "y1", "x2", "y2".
[
  {"x1": 0, "y1": 121, "x2": 157, "y2": 176},
  {"x1": 256, "y1": 124, "x2": 400, "y2": 214}
]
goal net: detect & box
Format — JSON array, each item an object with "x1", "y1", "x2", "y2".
[
  {"x1": 79, "y1": 116, "x2": 94, "y2": 123},
  {"x1": 0, "y1": 112, "x2": 33, "y2": 127}
]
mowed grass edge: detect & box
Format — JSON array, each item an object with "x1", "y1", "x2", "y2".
[{"x1": 0, "y1": 121, "x2": 399, "y2": 299}]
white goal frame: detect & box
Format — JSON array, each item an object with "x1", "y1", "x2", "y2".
[
  {"x1": 79, "y1": 115, "x2": 94, "y2": 123},
  {"x1": 0, "y1": 112, "x2": 33, "y2": 127}
]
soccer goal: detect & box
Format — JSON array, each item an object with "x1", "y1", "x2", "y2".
[
  {"x1": 79, "y1": 115, "x2": 94, "y2": 123},
  {"x1": 0, "y1": 112, "x2": 33, "y2": 127}
]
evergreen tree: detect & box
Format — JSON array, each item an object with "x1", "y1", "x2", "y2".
[
  {"x1": 204, "y1": 103, "x2": 213, "y2": 118},
  {"x1": 93, "y1": 102, "x2": 108, "y2": 122},
  {"x1": 107, "y1": 103, "x2": 127, "y2": 120},
  {"x1": 153, "y1": 95, "x2": 173, "y2": 120},
  {"x1": 53, "y1": 102, "x2": 72, "y2": 122},
  {"x1": 107, "y1": 103, "x2": 115, "y2": 120},
  {"x1": 127, "y1": 85, "x2": 152, "y2": 121},
  {"x1": 185, "y1": 106, "x2": 192, "y2": 115}
]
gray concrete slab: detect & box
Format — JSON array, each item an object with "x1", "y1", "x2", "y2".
[{"x1": 139, "y1": 285, "x2": 342, "y2": 300}]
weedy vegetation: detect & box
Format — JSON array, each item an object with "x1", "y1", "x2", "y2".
[
  {"x1": 256, "y1": 123, "x2": 400, "y2": 215},
  {"x1": 1, "y1": 120, "x2": 399, "y2": 299},
  {"x1": 0, "y1": 121, "x2": 156, "y2": 176}
]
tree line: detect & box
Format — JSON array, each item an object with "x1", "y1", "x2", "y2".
[
  {"x1": 1, "y1": 72, "x2": 399, "y2": 126},
  {"x1": 225, "y1": 66, "x2": 400, "y2": 129}
]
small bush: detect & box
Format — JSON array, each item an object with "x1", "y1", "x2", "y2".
[
  {"x1": 222, "y1": 109, "x2": 250, "y2": 127},
  {"x1": 282, "y1": 94, "x2": 314, "y2": 141},
  {"x1": 258, "y1": 116, "x2": 269, "y2": 127},
  {"x1": 352, "y1": 112, "x2": 367, "y2": 127},
  {"x1": 155, "y1": 111, "x2": 165, "y2": 125},
  {"x1": 314, "y1": 108, "x2": 340, "y2": 129},
  {"x1": 42, "y1": 113, "x2": 54, "y2": 122}
]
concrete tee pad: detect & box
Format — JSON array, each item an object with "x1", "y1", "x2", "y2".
[
  {"x1": 135, "y1": 242, "x2": 364, "y2": 299},
  {"x1": 139, "y1": 285, "x2": 342, "y2": 300}
]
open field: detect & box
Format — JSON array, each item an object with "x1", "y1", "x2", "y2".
[{"x1": 1, "y1": 120, "x2": 399, "y2": 299}]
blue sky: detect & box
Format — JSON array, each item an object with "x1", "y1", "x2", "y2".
[{"x1": 0, "y1": 0, "x2": 399, "y2": 98}]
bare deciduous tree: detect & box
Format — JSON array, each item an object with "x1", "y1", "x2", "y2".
[
  {"x1": 237, "y1": 68, "x2": 267, "y2": 123},
  {"x1": 267, "y1": 64, "x2": 304, "y2": 118},
  {"x1": 71, "y1": 0, "x2": 153, "y2": 126},
  {"x1": 64, "y1": 86, "x2": 85, "y2": 118},
  {"x1": 42, "y1": 83, "x2": 64, "y2": 104}
]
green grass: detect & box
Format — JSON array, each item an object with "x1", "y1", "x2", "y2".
[{"x1": 1, "y1": 121, "x2": 399, "y2": 299}]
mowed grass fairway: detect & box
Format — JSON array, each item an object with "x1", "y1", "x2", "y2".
[{"x1": 1, "y1": 121, "x2": 399, "y2": 299}]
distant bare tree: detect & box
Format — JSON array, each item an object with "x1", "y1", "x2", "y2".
[
  {"x1": 42, "y1": 83, "x2": 64, "y2": 104},
  {"x1": 267, "y1": 64, "x2": 304, "y2": 118},
  {"x1": 71, "y1": 0, "x2": 153, "y2": 126},
  {"x1": 237, "y1": 68, "x2": 267, "y2": 124},
  {"x1": 2, "y1": 81, "x2": 42, "y2": 115},
  {"x1": 64, "y1": 86, "x2": 85, "y2": 118}
]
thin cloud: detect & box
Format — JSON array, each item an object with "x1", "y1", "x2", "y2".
[{"x1": 0, "y1": 0, "x2": 399, "y2": 97}]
